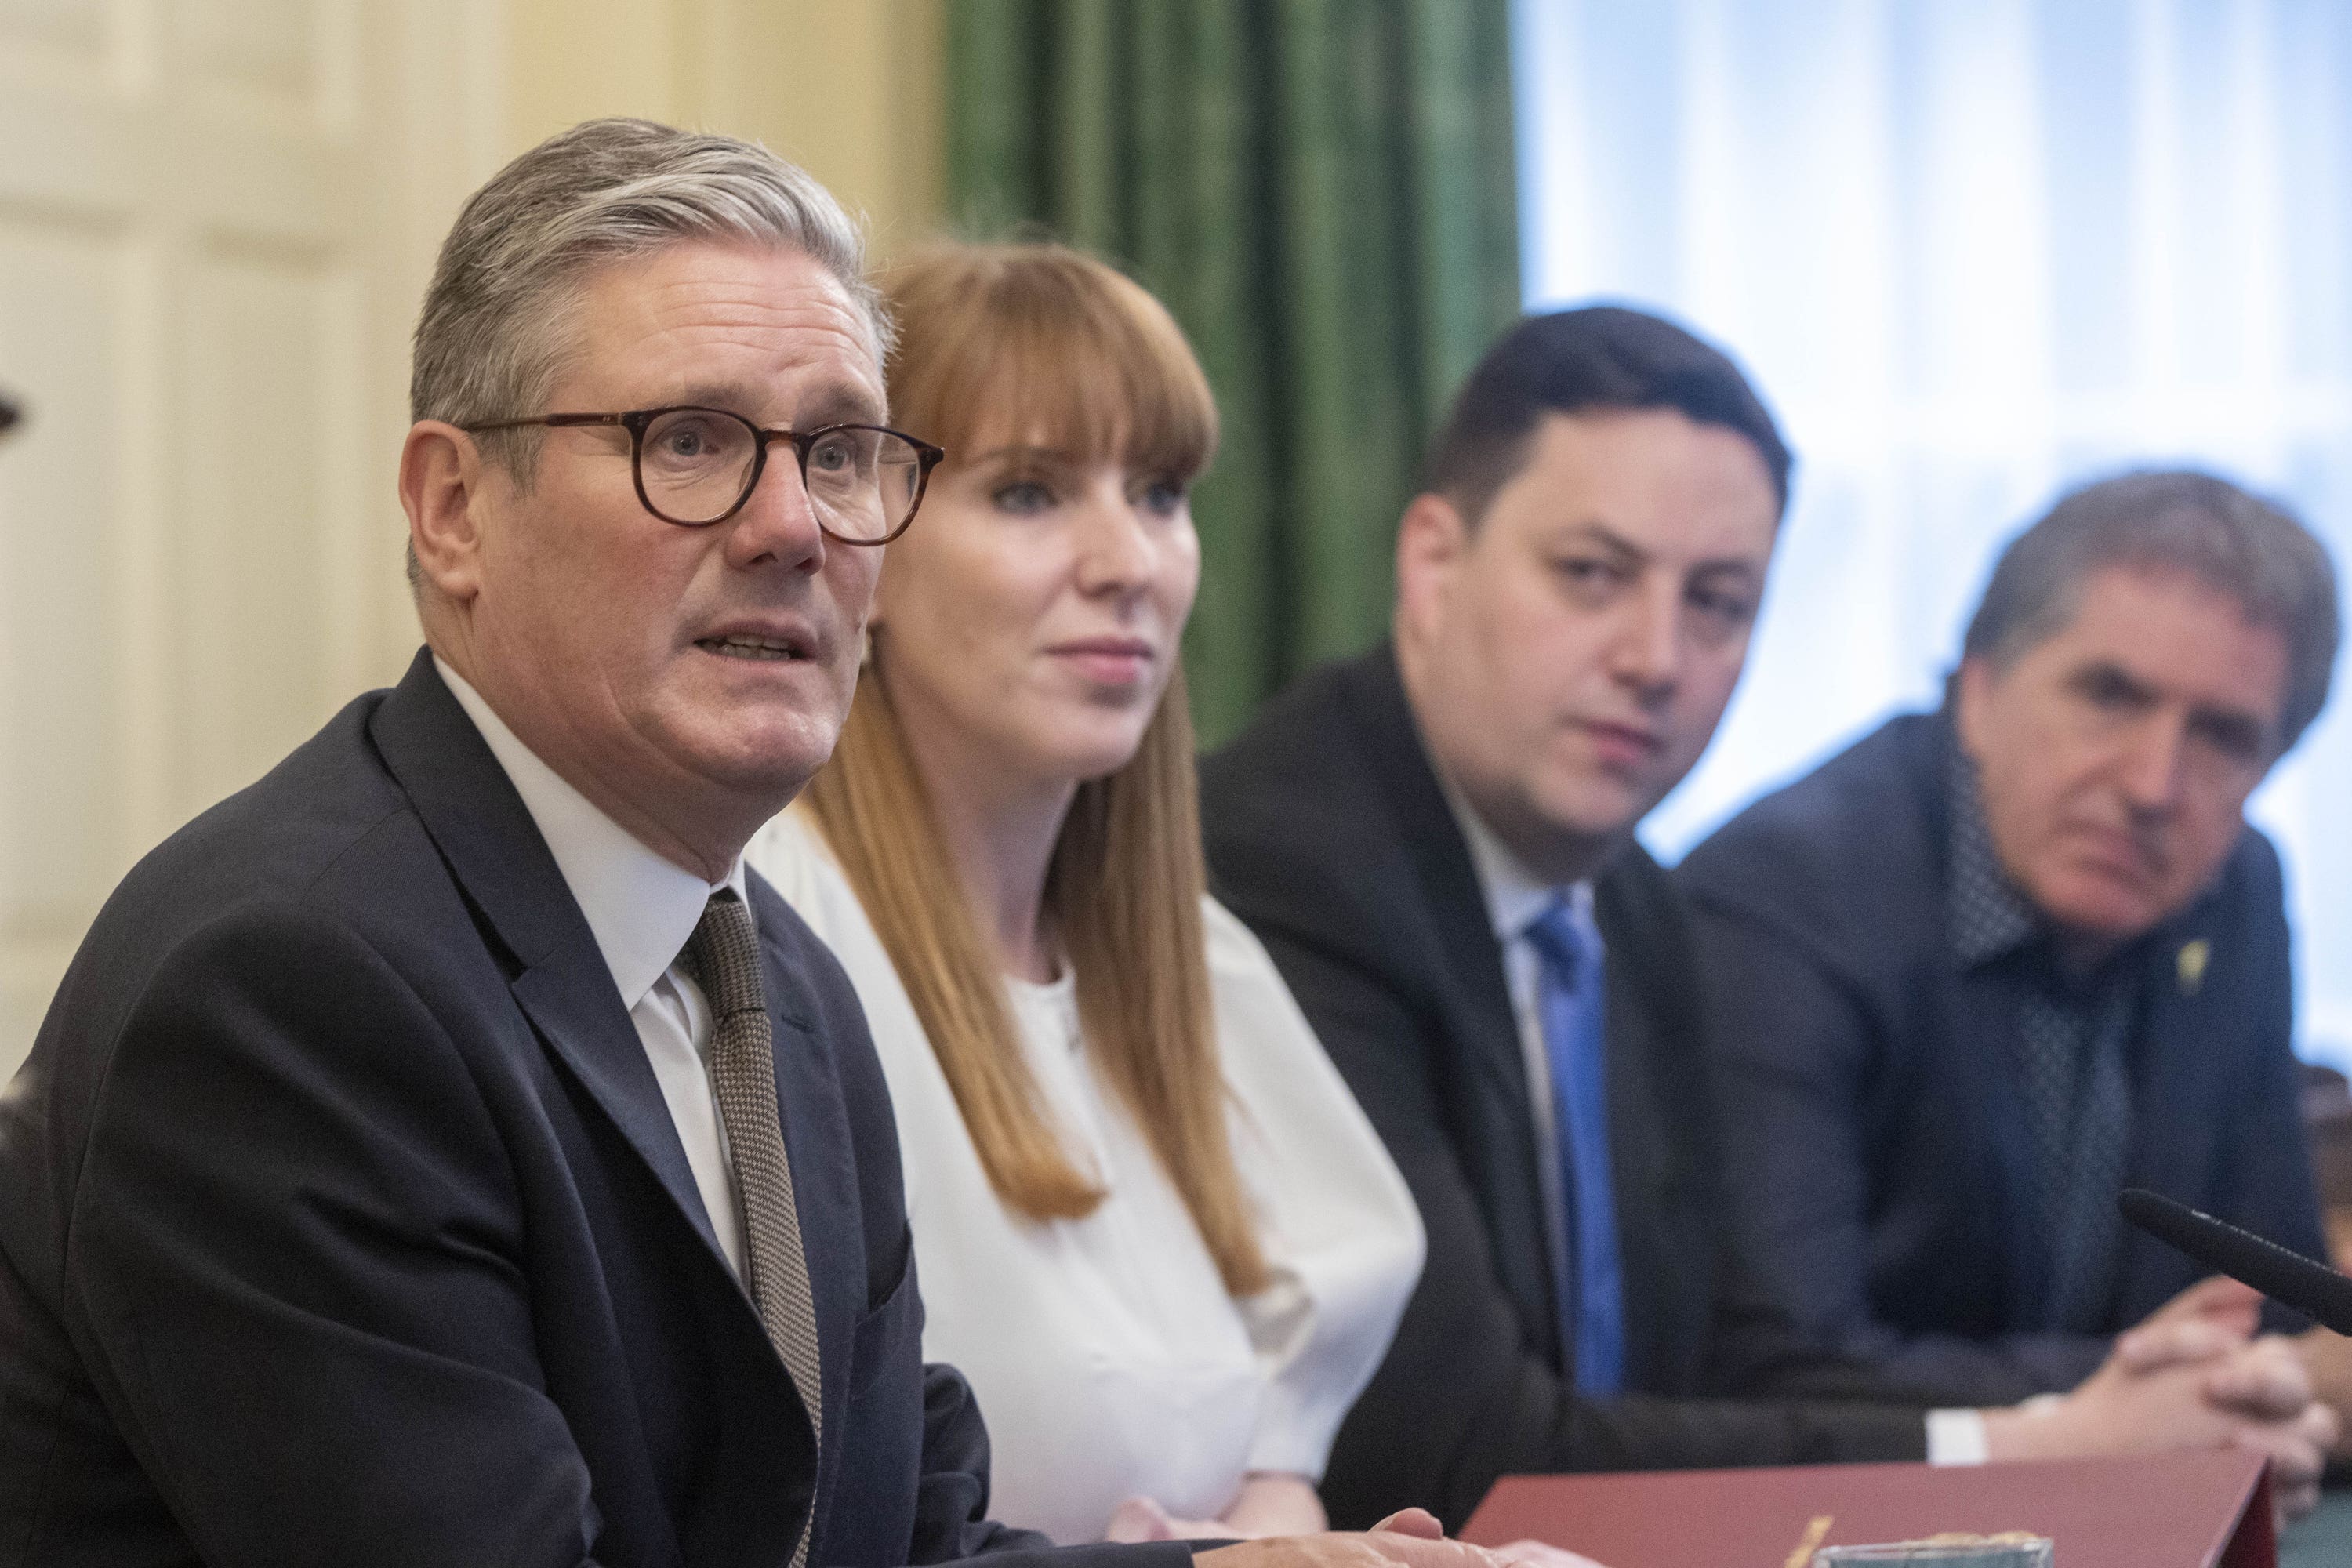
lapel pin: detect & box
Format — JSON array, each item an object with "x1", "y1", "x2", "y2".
[{"x1": 2177, "y1": 938, "x2": 2210, "y2": 996}]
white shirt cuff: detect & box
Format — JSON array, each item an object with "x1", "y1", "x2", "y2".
[{"x1": 1925, "y1": 1408, "x2": 1989, "y2": 1466}]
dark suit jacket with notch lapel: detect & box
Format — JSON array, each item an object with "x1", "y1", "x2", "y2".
[
  {"x1": 1675, "y1": 707, "x2": 2326, "y2": 1408},
  {"x1": 0, "y1": 651, "x2": 1192, "y2": 1568},
  {"x1": 1199, "y1": 646, "x2": 1923, "y2": 1533}
]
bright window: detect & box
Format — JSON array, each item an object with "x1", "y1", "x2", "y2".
[{"x1": 1515, "y1": 0, "x2": 2352, "y2": 1064}]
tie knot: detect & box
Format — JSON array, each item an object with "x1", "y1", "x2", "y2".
[
  {"x1": 683, "y1": 889, "x2": 766, "y2": 1018},
  {"x1": 1523, "y1": 894, "x2": 1594, "y2": 989}
]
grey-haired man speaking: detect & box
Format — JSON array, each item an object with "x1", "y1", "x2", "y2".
[{"x1": 0, "y1": 120, "x2": 1505, "y2": 1568}]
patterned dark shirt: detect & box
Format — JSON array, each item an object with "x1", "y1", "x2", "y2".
[{"x1": 1946, "y1": 746, "x2": 2140, "y2": 1334}]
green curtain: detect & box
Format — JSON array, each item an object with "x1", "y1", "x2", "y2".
[{"x1": 945, "y1": 0, "x2": 1523, "y2": 746}]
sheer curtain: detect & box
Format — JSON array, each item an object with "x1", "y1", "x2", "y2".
[{"x1": 1514, "y1": 0, "x2": 2352, "y2": 1065}]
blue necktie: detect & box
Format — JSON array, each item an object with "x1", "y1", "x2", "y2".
[{"x1": 1524, "y1": 895, "x2": 1625, "y2": 1396}]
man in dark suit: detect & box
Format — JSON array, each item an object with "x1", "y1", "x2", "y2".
[
  {"x1": 1679, "y1": 470, "x2": 2352, "y2": 1424},
  {"x1": 0, "y1": 119, "x2": 1502, "y2": 1568},
  {"x1": 1202, "y1": 311, "x2": 2335, "y2": 1530}
]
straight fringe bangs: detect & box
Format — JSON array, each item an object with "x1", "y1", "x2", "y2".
[
  {"x1": 809, "y1": 241, "x2": 1261, "y2": 1295},
  {"x1": 804, "y1": 665, "x2": 1270, "y2": 1297},
  {"x1": 882, "y1": 244, "x2": 1218, "y2": 482}
]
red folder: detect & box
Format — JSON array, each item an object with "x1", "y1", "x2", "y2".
[{"x1": 1460, "y1": 1450, "x2": 2274, "y2": 1568}]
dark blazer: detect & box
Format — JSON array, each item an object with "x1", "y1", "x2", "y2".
[
  {"x1": 1677, "y1": 708, "x2": 2327, "y2": 1409},
  {"x1": 0, "y1": 652, "x2": 1188, "y2": 1568},
  {"x1": 1200, "y1": 647, "x2": 1923, "y2": 1532}
]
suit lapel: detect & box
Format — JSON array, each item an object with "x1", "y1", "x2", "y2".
[
  {"x1": 2114, "y1": 903, "x2": 2224, "y2": 1312},
  {"x1": 368, "y1": 650, "x2": 730, "y2": 1272},
  {"x1": 510, "y1": 958, "x2": 727, "y2": 1264},
  {"x1": 1914, "y1": 708, "x2": 2049, "y2": 1326},
  {"x1": 1592, "y1": 855, "x2": 1710, "y2": 1395},
  {"x1": 1343, "y1": 648, "x2": 1537, "y2": 1138},
  {"x1": 1595, "y1": 889, "x2": 1666, "y2": 1386},
  {"x1": 1341, "y1": 648, "x2": 1561, "y2": 1359}
]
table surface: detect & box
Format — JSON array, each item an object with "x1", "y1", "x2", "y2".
[{"x1": 2281, "y1": 1488, "x2": 2352, "y2": 1566}]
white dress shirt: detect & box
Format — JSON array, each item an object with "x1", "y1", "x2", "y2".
[
  {"x1": 746, "y1": 807, "x2": 1425, "y2": 1544},
  {"x1": 1439, "y1": 783, "x2": 1987, "y2": 1466},
  {"x1": 437, "y1": 657, "x2": 750, "y2": 1280}
]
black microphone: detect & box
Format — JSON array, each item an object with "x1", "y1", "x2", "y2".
[{"x1": 2118, "y1": 1187, "x2": 2352, "y2": 1335}]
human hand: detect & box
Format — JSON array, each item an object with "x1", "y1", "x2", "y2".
[
  {"x1": 1983, "y1": 1332, "x2": 2335, "y2": 1522},
  {"x1": 1224, "y1": 1473, "x2": 1331, "y2": 1537},
  {"x1": 1105, "y1": 1479, "x2": 1334, "y2": 1543},
  {"x1": 1371, "y1": 1515, "x2": 1607, "y2": 1568},
  {"x1": 1488, "y1": 1537, "x2": 1609, "y2": 1568},
  {"x1": 1107, "y1": 1497, "x2": 1239, "y2": 1541},
  {"x1": 1370, "y1": 1511, "x2": 1446, "y2": 1538},
  {"x1": 2132, "y1": 1274, "x2": 2266, "y2": 1345},
  {"x1": 2110, "y1": 1305, "x2": 2256, "y2": 1379},
  {"x1": 1192, "y1": 1510, "x2": 1606, "y2": 1568},
  {"x1": 2295, "y1": 1326, "x2": 2352, "y2": 1461},
  {"x1": 2205, "y1": 1335, "x2": 2339, "y2": 1520}
]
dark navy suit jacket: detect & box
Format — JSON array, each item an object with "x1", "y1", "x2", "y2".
[
  {"x1": 1678, "y1": 708, "x2": 2325, "y2": 1408},
  {"x1": 0, "y1": 652, "x2": 1190, "y2": 1568},
  {"x1": 1202, "y1": 648, "x2": 1922, "y2": 1532}
]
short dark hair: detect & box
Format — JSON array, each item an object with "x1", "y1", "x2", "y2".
[
  {"x1": 1422, "y1": 305, "x2": 1792, "y2": 524},
  {"x1": 1963, "y1": 468, "x2": 2341, "y2": 756}
]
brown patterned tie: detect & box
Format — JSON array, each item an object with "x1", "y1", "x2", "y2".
[{"x1": 682, "y1": 890, "x2": 822, "y2": 1567}]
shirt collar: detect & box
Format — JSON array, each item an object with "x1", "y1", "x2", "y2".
[
  {"x1": 1946, "y1": 740, "x2": 2041, "y2": 971},
  {"x1": 435, "y1": 655, "x2": 746, "y2": 1009},
  {"x1": 1944, "y1": 731, "x2": 2201, "y2": 1002},
  {"x1": 1438, "y1": 768, "x2": 1595, "y2": 945}
]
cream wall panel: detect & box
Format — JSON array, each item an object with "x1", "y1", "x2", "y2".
[
  {"x1": 176, "y1": 250, "x2": 365, "y2": 815},
  {"x1": 175, "y1": 0, "x2": 333, "y2": 113},
  {"x1": 503, "y1": 0, "x2": 945, "y2": 260},
  {"x1": 0, "y1": 223, "x2": 129, "y2": 942},
  {"x1": 0, "y1": 0, "x2": 506, "y2": 1075},
  {"x1": 0, "y1": 0, "x2": 110, "y2": 60},
  {"x1": 0, "y1": 0, "x2": 936, "y2": 1074},
  {"x1": 505, "y1": 0, "x2": 687, "y2": 139}
]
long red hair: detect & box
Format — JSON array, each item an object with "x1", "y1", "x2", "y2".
[{"x1": 802, "y1": 243, "x2": 1266, "y2": 1295}]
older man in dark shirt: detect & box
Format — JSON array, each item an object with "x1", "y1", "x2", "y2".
[
  {"x1": 1681, "y1": 470, "x2": 2349, "y2": 1432},
  {"x1": 1945, "y1": 738, "x2": 2146, "y2": 1336}
]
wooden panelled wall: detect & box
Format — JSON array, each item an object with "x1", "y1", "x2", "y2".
[{"x1": 0, "y1": 0, "x2": 945, "y2": 1073}]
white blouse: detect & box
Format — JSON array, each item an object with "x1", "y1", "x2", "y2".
[{"x1": 746, "y1": 808, "x2": 1424, "y2": 1544}]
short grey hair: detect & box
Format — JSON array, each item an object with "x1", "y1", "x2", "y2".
[
  {"x1": 1962, "y1": 468, "x2": 2342, "y2": 755},
  {"x1": 410, "y1": 116, "x2": 890, "y2": 481}
]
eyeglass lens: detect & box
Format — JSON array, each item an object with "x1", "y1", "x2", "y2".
[{"x1": 638, "y1": 409, "x2": 923, "y2": 539}]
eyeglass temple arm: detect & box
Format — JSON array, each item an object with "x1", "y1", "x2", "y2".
[{"x1": 459, "y1": 414, "x2": 630, "y2": 434}]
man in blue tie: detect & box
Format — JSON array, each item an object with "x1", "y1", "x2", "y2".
[
  {"x1": 1200, "y1": 307, "x2": 2336, "y2": 1530},
  {"x1": 1524, "y1": 888, "x2": 1623, "y2": 1395}
]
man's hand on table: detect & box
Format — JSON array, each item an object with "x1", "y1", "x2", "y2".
[
  {"x1": 1109, "y1": 1472, "x2": 1330, "y2": 1541},
  {"x1": 1192, "y1": 1508, "x2": 1607, "y2": 1568},
  {"x1": 1980, "y1": 1303, "x2": 2337, "y2": 1521},
  {"x1": 2135, "y1": 1274, "x2": 2268, "y2": 1341},
  {"x1": 2292, "y1": 1326, "x2": 2352, "y2": 1461}
]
